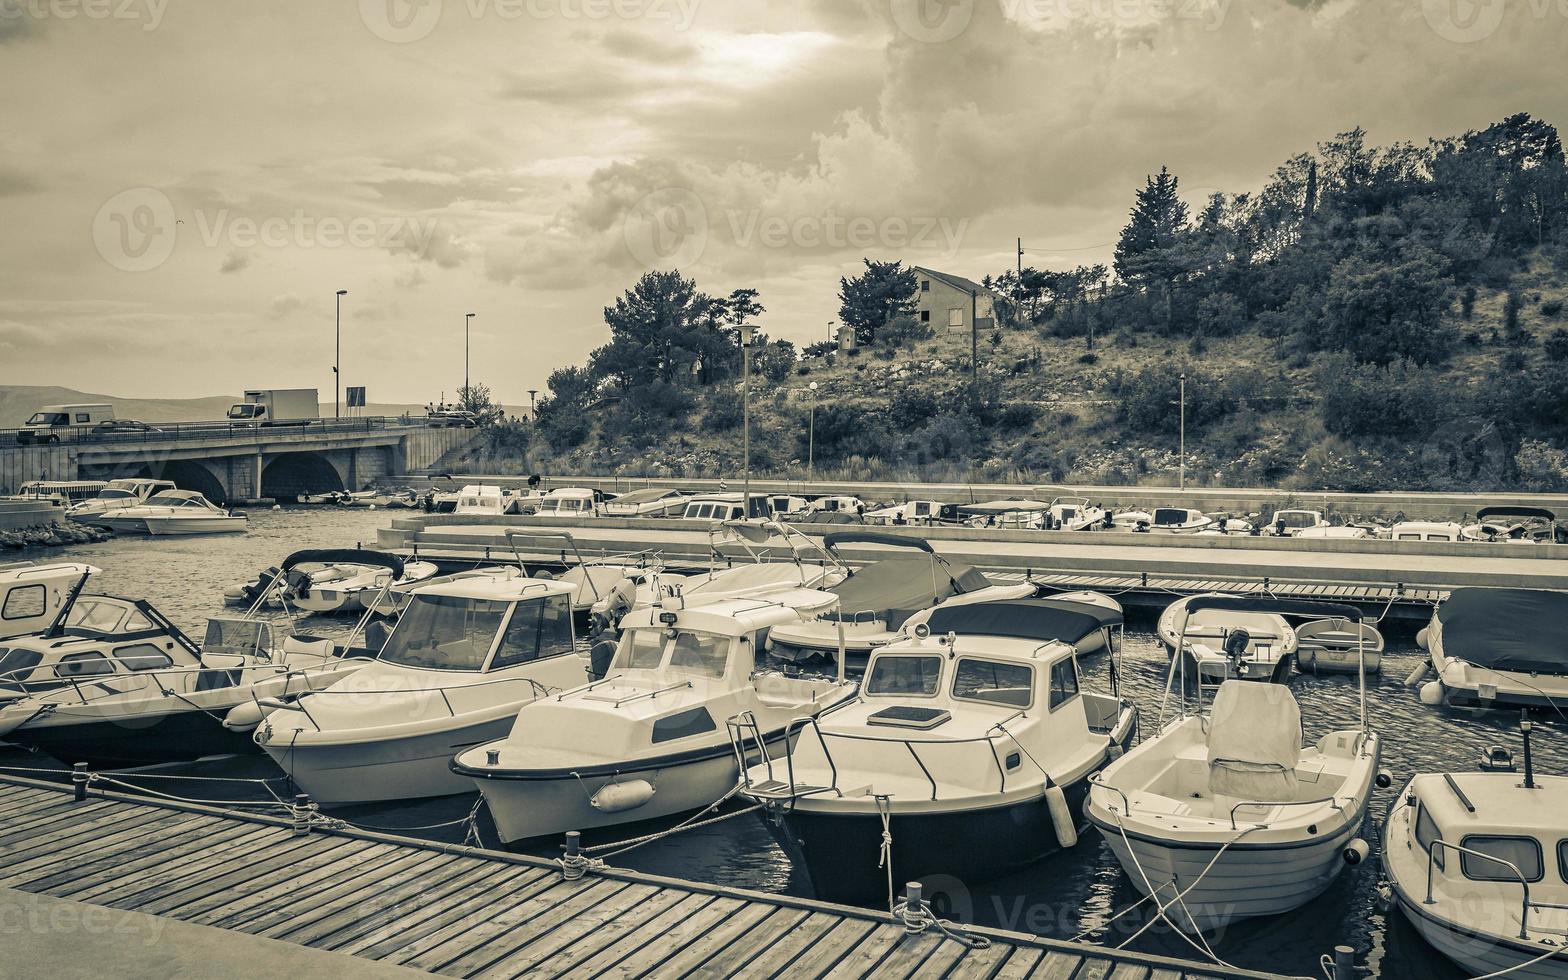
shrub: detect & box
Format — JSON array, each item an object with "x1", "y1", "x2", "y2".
[
  {"x1": 889, "y1": 387, "x2": 940, "y2": 431},
  {"x1": 1196, "y1": 292, "x2": 1246, "y2": 337},
  {"x1": 704, "y1": 388, "x2": 744, "y2": 431},
  {"x1": 1543, "y1": 299, "x2": 1565, "y2": 318},
  {"x1": 1317, "y1": 354, "x2": 1447, "y2": 440},
  {"x1": 1077, "y1": 352, "x2": 1099, "y2": 365},
  {"x1": 878, "y1": 315, "x2": 933, "y2": 349},
  {"x1": 1545, "y1": 329, "x2": 1568, "y2": 362}
]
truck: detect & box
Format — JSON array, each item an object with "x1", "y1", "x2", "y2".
[
  {"x1": 227, "y1": 389, "x2": 319, "y2": 427},
  {"x1": 16, "y1": 403, "x2": 115, "y2": 444}
]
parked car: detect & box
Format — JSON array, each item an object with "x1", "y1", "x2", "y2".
[
  {"x1": 93, "y1": 419, "x2": 161, "y2": 435},
  {"x1": 425, "y1": 410, "x2": 478, "y2": 428}
]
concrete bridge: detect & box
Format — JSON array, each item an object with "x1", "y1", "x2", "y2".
[{"x1": 0, "y1": 419, "x2": 479, "y2": 502}]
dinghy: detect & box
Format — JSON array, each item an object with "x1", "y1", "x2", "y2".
[
  {"x1": 1086, "y1": 597, "x2": 1381, "y2": 933},
  {"x1": 285, "y1": 550, "x2": 437, "y2": 614},
  {"x1": 740, "y1": 597, "x2": 1137, "y2": 907},
  {"x1": 455, "y1": 591, "x2": 860, "y2": 846},
  {"x1": 1295, "y1": 618, "x2": 1384, "y2": 674},
  {"x1": 1157, "y1": 593, "x2": 1298, "y2": 683}
]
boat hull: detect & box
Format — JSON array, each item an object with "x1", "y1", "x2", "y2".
[
  {"x1": 145, "y1": 518, "x2": 246, "y2": 536},
  {"x1": 1389, "y1": 882, "x2": 1568, "y2": 979},
  {"x1": 259, "y1": 714, "x2": 514, "y2": 805},
  {"x1": 5, "y1": 709, "x2": 260, "y2": 768}
]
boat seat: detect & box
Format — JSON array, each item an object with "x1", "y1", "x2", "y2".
[
  {"x1": 1207, "y1": 682, "x2": 1301, "y2": 801},
  {"x1": 283, "y1": 635, "x2": 334, "y2": 660}
]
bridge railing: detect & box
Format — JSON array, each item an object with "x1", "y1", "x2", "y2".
[{"x1": 2, "y1": 416, "x2": 448, "y2": 448}]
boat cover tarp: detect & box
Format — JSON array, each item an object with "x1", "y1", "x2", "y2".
[
  {"x1": 823, "y1": 532, "x2": 935, "y2": 554},
  {"x1": 1438, "y1": 588, "x2": 1568, "y2": 674},
  {"x1": 1208, "y1": 682, "x2": 1301, "y2": 800},
  {"x1": 1187, "y1": 595, "x2": 1362, "y2": 622},
  {"x1": 281, "y1": 548, "x2": 404, "y2": 577},
  {"x1": 924, "y1": 597, "x2": 1122, "y2": 644},
  {"x1": 1475, "y1": 506, "x2": 1556, "y2": 521},
  {"x1": 956, "y1": 499, "x2": 1052, "y2": 516},
  {"x1": 827, "y1": 556, "x2": 990, "y2": 627}
]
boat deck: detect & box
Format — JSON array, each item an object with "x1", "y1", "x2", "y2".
[{"x1": 0, "y1": 773, "x2": 1283, "y2": 979}]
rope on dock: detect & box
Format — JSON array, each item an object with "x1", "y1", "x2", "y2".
[{"x1": 890, "y1": 881, "x2": 991, "y2": 950}]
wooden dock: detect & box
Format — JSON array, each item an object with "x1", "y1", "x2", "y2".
[{"x1": 0, "y1": 774, "x2": 1283, "y2": 979}]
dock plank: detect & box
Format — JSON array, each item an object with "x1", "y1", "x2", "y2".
[
  {"x1": 316, "y1": 862, "x2": 512, "y2": 953},
  {"x1": 541, "y1": 891, "x2": 719, "y2": 979},
  {"x1": 399, "y1": 877, "x2": 623, "y2": 972},
  {"x1": 633, "y1": 901, "x2": 789, "y2": 978},
  {"x1": 347, "y1": 866, "x2": 556, "y2": 960},
  {"x1": 503, "y1": 884, "x2": 691, "y2": 978},
  {"x1": 5, "y1": 813, "x2": 233, "y2": 891},
  {"x1": 63, "y1": 824, "x2": 283, "y2": 904},
  {"x1": 249, "y1": 849, "x2": 452, "y2": 939},
  {"x1": 820, "y1": 922, "x2": 908, "y2": 979},
  {"x1": 991, "y1": 947, "x2": 1048, "y2": 979},
  {"x1": 171, "y1": 837, "x2": 387, "y2": 923},
  {"x1": 726, "y1": 910, "x2": 860, "y2": 979},
  {"x1": 433, "y1": 877, "x2": 643, "y2": 976}
]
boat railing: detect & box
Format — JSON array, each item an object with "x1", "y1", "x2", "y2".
[
  {"x1": 29, "y1": 656, "x2": 345, "y2": 708},
  {"x1": 1087, "y1": 773, "x2": 1132, "y2": 815},
  {"x1": 1226, "y1": 794, "x2": 1343, "y2": 830},
  {"x1": 1425, "y1": 839, "x2": 1543, "y2": 940},
  {"x1": 255, "y1": 672, "x2": 558, "y2": 731}
]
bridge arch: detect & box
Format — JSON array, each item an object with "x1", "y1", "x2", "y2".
[
  {"x1": 262, "y1": 452, "x2": 346, "y2": 501},
  {"x1": 160, "y1": 460, "x2": 228, "y2": 504}
]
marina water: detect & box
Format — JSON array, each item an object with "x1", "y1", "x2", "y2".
[{"x1": 4, "y1": 505, "x2": 1561, "y2": 979}]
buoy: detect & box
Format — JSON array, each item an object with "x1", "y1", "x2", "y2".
[
  {"x1": 1044, "y1": 783, "x2": 1078, "y2": 849},
  {"x1": 222, "y1": 701, "x2": 269, "y2": 732},
  {"x1": 591, "y1": 779, "x2": 656, "y2": 813},
  {"x1": 1415, "y1": 627, "x2": 1429, "y2": 650},
  {"x1": 1404, "y1": 662, "x2": 1432, "y2": 687},
  {"x1": 1418, "y1": 680, "x2": 1445, "y2": 706},
  {"x1": 1343, "y1": 839, "x2": 1371, "y2": 865},
  {"x1": 272, "y1": 504, "x2": 282, "y2": 511},
  {"x1": 1376, "y1": 769, "x2": 1393, "y2": 789}
]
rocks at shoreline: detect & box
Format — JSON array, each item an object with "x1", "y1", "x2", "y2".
[{"x1": 0, "y1": 522, "x2": 113, "y2": 550}]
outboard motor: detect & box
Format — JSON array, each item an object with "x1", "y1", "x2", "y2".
[
  {"x1": 588, "y1": 636, "x2": 617, "y2": 680},
  {"x1": 1223, "y1": 627, "x2": 1251, "y2": 669}
]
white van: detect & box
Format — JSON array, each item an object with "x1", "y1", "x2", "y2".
[{"x1": 17, "y1": 404, "x2": 115, "y2": 445}]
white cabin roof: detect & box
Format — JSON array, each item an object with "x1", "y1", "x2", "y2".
[
  {"x1": 1412, "y1": 771, "x2": 1567, "y2": 839},
  {"x1": 620, "y1": 590, "x2": 836, "y2": 637},
  {"x1": 410, "y1": 576, "x2": 576, "y2": 602}
]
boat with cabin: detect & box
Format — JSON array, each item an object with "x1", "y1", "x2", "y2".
[
  {"x1": 64, "y1": 479, "x2": 177, "y2": 522},
  {"x1": 1046, "y1": 496, "x2": 1109, "y2": 531},
  {"x1": 1265, "y1": 509, "x2": 1329, "y2": 536},
  {"x1": 863, "y1": 500, "x2": 956, "y2": 526},
  {"x1": 1461, "y1": 506, "x2": 1565, "y2": 545},
  {"x1": 1416, "y1": 588, "x2": 1568, "y2": 712},
  {"x1": 1148, "y1": 507, "x2": 1213, "y2": 534},
  {"x1": 531, "y1": 487, "x2": 601, "y2": 519},
  {"x1": 94, "y1": 489, "x2": 247, "y2": 536},
  {"x1": 601, "y1": 487, "x2": 691, "y2": 518},
  {"x1": 958, "y1": 498, "x2": 1052, "y2": 530},
  {"x1": 0, "y1": 562, "x2": 99, "y2": 641}
]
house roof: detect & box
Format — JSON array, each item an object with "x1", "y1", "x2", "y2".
[{"x1": 913, "y1": 266, "x2": 997, "y2": 298}]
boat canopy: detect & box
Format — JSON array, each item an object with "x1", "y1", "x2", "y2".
[
  {"x1": 1185, "y1": 595, "x2": 1363, "y2": 622},
  {"x1": 1475, "y1": 506, "x2": 1556, "y2": 521},
  {"x1": 1438, "y1": 588, "x2": 1568, "y2": 674},
  {"x1": 823, "y1": 531, "x2": 935, "y2": 554},
  {"x1": 956, "y1": 498, "x2": 1052, "y2": 515},
  {"x1": 925, "y1": 597, "x2": 1122, "y2": 645},
  {"x1": 827, "y1": 556, "x2": 991, "y2": 626},
  {"x1": 280, "y1": 548, "x2": 405, "y2": 578}
]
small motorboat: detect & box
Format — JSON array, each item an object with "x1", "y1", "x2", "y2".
[
  {"x1": 95, "y1": 489, "x2": 247, "y2": 536},
  {"x1": 1382, "y1": 719, "x2": 1568, "y2": 979},
  {"x1": 902, "y1": 589, "x2": 1124, "y2": 657},
  {"x1": 1086, "y1": 598, "x2": 1381, "y2": 933},
  {"x1": 1157, "y1": 593, "x2": 1299, "y2": 683},
  {"x1": 1389, "y1": 521, "x2": 1465, "y2": 542},
  {"x1": 287, "y1": 550, "x2": 438, "y2": 614},
  {"x1": 862, "y1": 499, "x2": 956, "y2": 526},
  {"x1": 252, "y1": 573, "x2": 591, "y2": 804},
  {"x1": 1197, "y1": 515, "x2": 1255, "y2": 535},
  {"x1": 0, "y1": 561, "x2": 99, "y2": 640},
  {"x1": 65, "y1": 478, "x2": 177, "y2": 522},
  {"x1": 1295, "y1": 617, "x2": 1384, "y2": 674},
  {"x1": 957, "y1": 498, "x2": 1052, "y2": 529},
  {"x1": 1461, "y1": 506, "x2": 1565, "y2": 545},
  {"x1": 1046, "y1": 496, "x2": 1108, "y2": 531},
  {"x1": 766, "y1": 532, "x2": 1042, "y2": 670},
  {"x1": 1264, "y1": 509, "x2": 1328, "y2": 536},
  {"x1": 530, "y1": 487, "x2": 601, "y2": 519},
  {"x1": 1415, "y1": 588, "x2": 1568, "y2": 712},
  {"x1": 1148, "y1": 507, "x2": 1213, "y2": 534},
  {"x1": 361, "y1": 565, "x2": 523, "y2": 618},
  {"x1": 453, "y1": 484, "x2": 514, "y2": 516},
  {"x1": 1297, "y1": 525, "x2": 1371, "y2": 540},
  {"x1": 502, "y1": 528, "x2": 663, "y2": 619},
  {"x1": 741, "y1": 596, "x2": 1137, "y2": 907},
  {"x1": 1110, "y1": 510, "x2": 1155, "y2": 531},
  {"x1": 455, "y1": 591, "x2": 860, "y2": 846},
  {"x1": 600, "y1": 487, "x2": 691, "y2": 518}
]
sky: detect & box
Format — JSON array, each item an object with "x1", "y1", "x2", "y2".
[{"x1": 1, "y1": 0, "x2": 1566, "y2": 406}]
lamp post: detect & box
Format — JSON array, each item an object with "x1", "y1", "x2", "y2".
[
  {"x1": 807, "y1": 380, "x2": 818, "y2": 482},
  {"x1": 527, "y1": 389, "x2": 538, "y2": 419},
  {"x1": 334, "y1": 289, "x2": 347, "y2": 418},
  {"x1": 741, "y1": 324, "x2": 755, "y2": 517},
  {"x1": 464, "y1": 313, "x2": 476, "y2": 405},
  {"x1": 1179, "y1": 372, "x2": 1187, "y2": 491}
]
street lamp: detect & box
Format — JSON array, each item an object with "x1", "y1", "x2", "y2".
[
  {"x1": 334, "y1": 289, "x2": 348, "y2": 419},
  {"x1": 1179, "y1": 372, "x2": 1187, "y2": 491},
  {"x1": 527, "y1": 389, "x2": 538, "y2": 419},
  {"x1": 464, "y1": 313, "x2": 476, "y2": 405},
  {"x1": 807, "y1": 381, "x2": 818, "y2": 482},
  {"x1": 740, "y1": 324, "x2": 755, "y2": 517}
]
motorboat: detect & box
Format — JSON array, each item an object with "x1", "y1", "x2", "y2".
[
  {"x1": 1415, "y1": 588, "x2": 1568, "y2": 712},
  {"x1": 766, "y1": 532, "x2": 1043, "y2": 670},
  {"x1": 679, "y1": 493, "x2": 770, "y2": 522},
  {"x1": 1086, "y1": 597, "x2": 1381, "y2": 933},
  {"x1": 95, "y1": 490, "x2": 247, "y2": 536},
  {"x1": 0, "y1": 562, "x2": 99, "y2": 640},
  {"x1": 1198, "y1": 515, "x2": 1255, "y2": 535},
  {"x1": 1462, "y1": 506, "x2": 1565, "y2": 545},
  {"x1": 1148, "y1": 507, "x2": 1213, "y2": 534},
  {"x1": 0, "y1": 611, "x2": 379, "y2": 768},
  {"x1": 531, "y1": 487, "x2": 600, "y2": 519},
  {"x1": 64, "y1": 479, "x2": 177, "y2": 522},
  {"x1": 767, "y1": 495, "x2": 811, "y2": 519},
  {"x1": 252, "y1": 574, "x2": 590, "y2": 804},
  {"x1": 1265, "y1": 509, "x2": 1328, "y2": 536},
  {"x1": 1390, "y1": 521, "x2": 1465, "y2": 542},
  {"x1": 904, "y1": 589, "x2": 1124, "y2": 656},
  {"x1": 362, "y1": 565, "x2": 523, "y2": 618},
  {"x1": 600, "y1": 487, "x2": 690, "y2": 518},
  {"x1": 501, "y1": 528, "x2": 662, "y2": 619},
  {"x1": 804, "y1": 496, "x2": 865, "y2": 519},
  {"x1": 1295, "y1": 617, "x2": 1384, "y2": 674},
  {"x1": 1046, "y1": 497, "x2": 1108, "y2": 531},
  {"x1": 287, "y1": 550, "x2": 439, "y2": 614},
  {"x1": 455, "y1": 591, "x2": 861, "y2": 846},
  {"x1": 1110, "y1": 509, "x2": 1155, "y2": 531},
  {"x1": 454, "y1": 484, "x2": 514, "y2": 516},
  {"x1": 1382, "y1": 720, "x2": 1568, "y2": 979},
  {"x1": 958, "y1": 498, "x2": 1052, "y2": 529},
  {"x1": 1157, "y1": 593, "x2": 1299, "y2": 683},
  {"x1": 863, "y1": 500, "x2": 956, "y2": 526},
  {"x1": 740, "y1": 597, "x2": 1137, "y2": 907},
  {"x1": 1297, "y1": 525, "x2": 1371, "y2": 540}
]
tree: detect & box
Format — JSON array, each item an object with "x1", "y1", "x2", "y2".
[
  {"x1": 1315, "y1": 248, "x2": 1456, "y2": 365},
  {"x1": 751, "y1": 338, "x2": 797, "y2": 382},
  {"x1": 456, "y1": 383, "x2": 505, "y2": 426},
  {"x1": 1114, "y1": 166, "x2": 1198, "y2": 329},
  {"x1": 838, "y1": 259, "x2": 917, "y2": 345}
]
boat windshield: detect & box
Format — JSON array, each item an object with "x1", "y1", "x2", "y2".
[
  {"x1": 611, "y1": 628, "x2": 731, "y2": 679},
  {"x1": 1276, "y1": 512, "x2": 1317, "y2": 529},
  {"x1": 866, "y1": 655, "x2": 943, "y2": 696},
  {"x1": 379, "y1": 594, "x2": 509, "y2": 671},
  {"x1": 1154, "y1": 509, "x2": 1189, "y2": 525},
  {"x1": 95, "y1": 489, "x2": 136, "y2": 500}
]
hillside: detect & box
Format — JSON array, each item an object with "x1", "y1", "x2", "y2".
[{"x1": 0, "y1": 386, "x2": 521, "y2": 428}]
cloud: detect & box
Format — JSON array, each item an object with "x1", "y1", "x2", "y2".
[{"x1": 268, "y1": 294, "x2": 304, "y2": 318}]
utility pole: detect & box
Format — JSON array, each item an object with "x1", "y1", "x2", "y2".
[
  {"x1": 334, "y1": 289, "x2": 347, "y2": 419},
  {"x1": 970, "y1": 288, "x2": 978, "y2": 383},
  {"x1": 1017, "y1": 237, "x2": 1023, "y2": 277},
  {"x1": 464, "y1": 313, "x2": 476, "y2": 404},
  {"x1": 741, "y1": 325, "x2": 755, "y2": 516},
  {"x1": 1179, "y1": 372, "x2": 1187, "y2": 491},
  {"x1": 807, "y1": 381, "x2": 818, "y2": 482}
]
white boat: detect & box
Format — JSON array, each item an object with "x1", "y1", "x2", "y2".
[
  {"x1": 362, "y1": 565, "x2": 524, "y2": 618},
  {"x1": 804, "y1": 495, "x2": 865, "y2": 519},
  {"x1": 1197, "y1": 516, "x2": 1255, "y2": 535},
  {"x1": 531, "y1": 487, "x2": 600, "y2": 519},
  {"x1": 740, "y1": 596, "x2": 1137, "y2": 907},
  {"x1": 1046, "y1": 496, "x2": 1109, "y2": 531},
  {"x1": 679, "y1": 493, "x2": 769, "y2": 523},
  {"x1": 455, "y1": 591, "x2": 860, "y2": 846},
  {"x1": 1461, "y1": 506, "x2": 1564, "y2": 545},
  {"x1": 1390, "y1": 520, "x2": 1465, "y2": 542},
  {"x1": 252, "y1": 574, "x2": 590, "y2": 804},
  {"x1": 1416, "y1": 588, "x2": 1568, "y2": 712},
  {"x1": 95, "y1": 490, "x2": 247, "y2": 536},
  {"x1": 600, "y1": 487, "x2": 690, "y2": 518},
  {"x1": 502, "y1": 528, "x2": 662, "y2": 617},
  {"x1": 0, "y1": 562, "x2": 99, "y2": 640},
  {"x1": 1297, "y1": 525, "x2": 1370, "y2": 540},
  {"x1": 453, "y1": 484, "x2": 514, "y2": 516},
  {"x1": 64, "y1": 478, "x2": 177, "y2": 522},
  {"x1": 1382, "y1": 723, "x2": 1568, "y2": 979},
  {"x1": 1086, "y1": 597, "x2": 1381, "y2": 933},
  {"x1": 1110, "y1": 509, "x2": 1155, "y2": 531},
  {"x1": 958, "y1": 498, "x2": 1051, "y2": 529},
  {"x1": 766, "y1": 532, "x2": 1048, "y2": 670},
  {"x1": 1156, "y1": 593, "x2": 1299, "y2": 683},
  {"x1": 862, "y1": 500, "x2": 955, "y2": 526},
  {"x1": 767, "y1": 495, "x2": 811, "y2": 519},
  {"x1": 1295, "y1": 617, "x2": 1384, "y2": 674},
  {"x1": 1265, "y1": 509, "x2": 1328, "y2": 536},
  {"x1": 286, "y1": 550, "x2": 439, "y2": 614},
  {"x1": 1148, "y1": 507, "x2": 1213, "y2": 534}
]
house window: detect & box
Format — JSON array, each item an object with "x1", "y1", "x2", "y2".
[
  {"x1": 921, "y1": 280, "x2": 930, "y2": 291},
  {"x1": 949, "y1": 308, "x2": 963, "y2": 328},
  {"x1": 919, "y1": 310, "x2": 930, "y2": 323},
  {"x1": 75, "y1": 413, "x2": 91, "y2": 423}
]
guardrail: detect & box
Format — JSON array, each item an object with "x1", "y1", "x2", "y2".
[{"x1": 3, "y1": 416, "x2": 453, "y2": 448}]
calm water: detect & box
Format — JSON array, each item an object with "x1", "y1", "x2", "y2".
[{"x1": 4, "y1": 506, "x2": 1562, "y2": 979}]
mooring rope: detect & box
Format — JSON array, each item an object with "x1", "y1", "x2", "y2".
[{"x1": 875, "y1": 794, "x2": 895, "y2": 913}]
